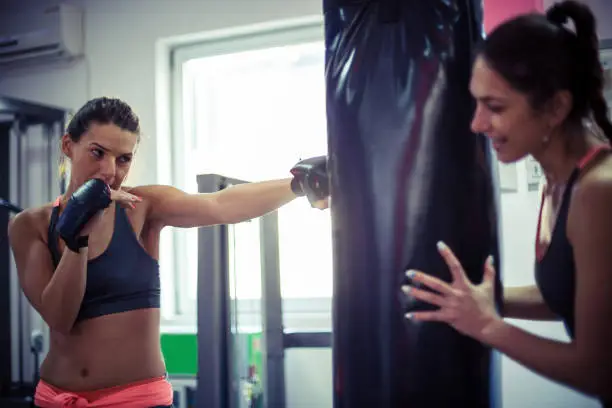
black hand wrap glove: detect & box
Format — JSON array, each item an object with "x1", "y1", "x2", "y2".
[
  {"x1": 290, "y1": 155, "x2": 330, "y2": 207},
  {"x1": 56, "y1": 178, "x2": 112, "y2": 252}
]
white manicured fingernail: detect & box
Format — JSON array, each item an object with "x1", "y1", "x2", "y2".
[
  {"x1": 487, "y1": 255, "x2": 494, "y2": 267},
  {"x1": 437, "y1": 241, "x2": 447, "y2": 250},
  {"x1": 401, "y1": 285, "x2": 411, "y2": 294},
  {"x1": 405, "y1": 270, "x2": 416, "y2": 278}
]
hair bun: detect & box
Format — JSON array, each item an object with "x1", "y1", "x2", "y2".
[{"x1": 546, "y1": 3, "x2": 569, "y2": 26}]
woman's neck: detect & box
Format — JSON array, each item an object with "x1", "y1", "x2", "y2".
[{"x1": 532, "y1": 127, "x2": 591, "y2": 188}]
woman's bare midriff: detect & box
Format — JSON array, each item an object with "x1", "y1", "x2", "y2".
[{"x1": 39, "y1": 308, "x2": 166, "y2": 392}]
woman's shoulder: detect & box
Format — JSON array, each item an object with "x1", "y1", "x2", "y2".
[
  {"x1": 8, "y1": 201, "x2": 57, "y2": 244},
  {"x1": 569, "y1": 152, "x2": 612, "y2": 229},
  {"x1": 118, "y1": 185, "x2": 178, "y2": 220},
  {"x1": 576, "y1": 151, "x2": 612, "y2": 191},
  {"x1": 18, "y1": 201, "x2": 56, "y2": 223},
  {"x1": 120, "y1": 184, "x2": 185, "y2": 203}
]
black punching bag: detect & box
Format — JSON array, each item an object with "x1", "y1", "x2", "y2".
[{"x1": 325, "y1": 0, "x2": 503, "y2": 407}]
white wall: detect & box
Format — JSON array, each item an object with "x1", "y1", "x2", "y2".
[
  {"x1": 0, "y1": 1, "x2": 605, "y2": 407},
  {"x1": 0, "y1": 0, "x2": 323, "y2": 187}
]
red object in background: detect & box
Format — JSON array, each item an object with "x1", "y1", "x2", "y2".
[{"x1": 483, "y1": 0, "x2": 544, "y2": 33}]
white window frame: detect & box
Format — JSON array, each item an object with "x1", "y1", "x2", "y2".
[{"x1": 160, "y1": 17, "x2": 329, "y2": 330}]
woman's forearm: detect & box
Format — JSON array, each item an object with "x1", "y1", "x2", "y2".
[
  {"x1": 215, "y1": 178, "x2": 297, "y2": 223},
  {"x1": 481, "y1": 319, "x2": 611, "y2": 400},
  {"x1": 503, "y1": 285, "x2": 560, "y2": 321},
  {"x1": 41, "y1": 247, "x2": 88, "y2": 334}
]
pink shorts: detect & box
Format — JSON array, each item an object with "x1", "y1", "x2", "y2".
[{"x1": 34, "y1": 375, "x2": 174, "y2": 407}]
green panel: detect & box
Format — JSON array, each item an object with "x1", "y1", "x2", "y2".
[
  {"x1": 161, "y1": 332, "x2": 265, "y2": 380},
  {"x1": 247, "y1": 333, "x2": 263, "y2": 378},
  {"x1": 244, "y1": 332, "x2": 264, "y2": 408},
  {"x1": 160, "y1": 333, "x2": 198, "y2": 376}
]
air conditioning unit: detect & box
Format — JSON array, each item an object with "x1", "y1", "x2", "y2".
[{"x1": 0, "y1": 3, "x2": 84, "y2": 66}]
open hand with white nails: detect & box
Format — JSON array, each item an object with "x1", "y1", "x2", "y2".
[{"x1": 402, "y1": 241, "x2": 500, "y2": 341}]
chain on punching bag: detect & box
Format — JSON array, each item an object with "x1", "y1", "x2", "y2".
[{"x1": 325, "y1": 0, "x2": 503, "y2": 407}]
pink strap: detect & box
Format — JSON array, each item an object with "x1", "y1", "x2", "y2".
[
  {"x1": 577, "y1": 144, "x2": 610, "y2": 169},
  {"x1": 34, "y1": 376, "x2": 173, "y2": 408}
]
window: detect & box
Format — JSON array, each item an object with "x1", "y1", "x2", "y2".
[{"x1": 166, "y1": 21, "x2": 332, "y2": 328}]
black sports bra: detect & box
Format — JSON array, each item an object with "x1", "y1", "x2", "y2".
[
  {"x1": 47, "y1": 200, "x2": 161, "y2": 322},
  {"x1": 534, "y1": 145, "x2": 610, "y2": 338}
]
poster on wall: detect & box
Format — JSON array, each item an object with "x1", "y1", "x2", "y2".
[
  {"x1": 525, "y1": 156, "x2": 543, "y2": 191},
  {"x1": 601, "y1": 46, "x2": 612, "y2": 118}
]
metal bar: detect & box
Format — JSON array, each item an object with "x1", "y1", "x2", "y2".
[
  {"x1": 217, "y1": 176, "x2": 247, "y2": 408},
  {"x1": 260, "y1": 210, "x2": 286, "y2": 408},
  {"x1": 58, "y1": 119, "x2": 67, "y2": 195},
  {"x1": 0, "y1": 199, "x2": 22, "y2": 213},
  {"x1": 14, "y1": 119, "x2": 25, "y2": 386},
  {"x1": 0, "y1": 123, "x2": 12, "y2": 395},
  {"x1": 8, "y1": 121, "x2": 20, "y2": 385},
  {"x1": 0, "y1": 113, "x2": 15, "y2": 123},
  {"x1": 45, "y1": 123, "x2": 53, "y2": 203},
  {"x1": 196, "y1": 173, "x2": 228, "y2": 408},
  {"x1": 219, "y1": 176, "x2": 248, "y2": 187},
  {"x1": 0, "y1": 96, "x2": 68, "y2": 125},
  {"x1": 283, "y1": 332, "x2": 332, "y2": 349},
  {"x1": 17, "y1": 119, "x2": 35, "y2": 387},
  {"x1": 219, "y1": 223, "x2": 232, "y2": 408}
]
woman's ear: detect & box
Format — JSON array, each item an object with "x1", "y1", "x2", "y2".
[
  {"x1": 546, "y1": 90, "x2": 573, "y2": 129},
  {"x1": 60, "y1": 134, "x2": 73, "y2": 158}
]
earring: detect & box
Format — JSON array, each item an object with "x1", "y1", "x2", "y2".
[{"x1": 542, "y1": 134, "x2": 551, "y2": 145}]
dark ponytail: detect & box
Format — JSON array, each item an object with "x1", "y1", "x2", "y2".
[
  {"x1": 480, "y1": 1, "x2": 612, "y2": 142},
  {"x1": 546, "y1": 1, "x2": 612, "y2": 142}
]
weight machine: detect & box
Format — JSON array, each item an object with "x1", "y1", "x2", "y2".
[{"x1": 0, "y1": 95, "x2": 69, "y2": 407}]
